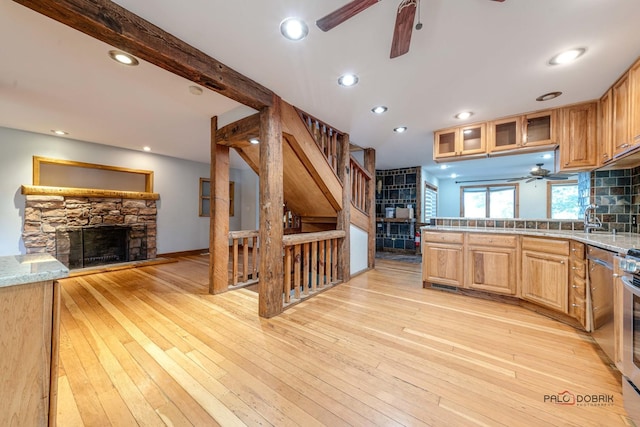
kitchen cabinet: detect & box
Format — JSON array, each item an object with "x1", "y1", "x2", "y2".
[
  {"x1": 613, "y1": 256, "x2": 625, "y2": 370},
  {"x1": 629, "y1": 59, "x2": 640, "y2": 149},
  {"x1": 433, "y1": 124, "x2": 486, "y2": 160},
  {"x1": 558, "y1": 101, "x2": 598, "y2": 171},
  {"x1": 599, "y1": 89, "x2": 614, "y2": 165},
  {"x1": 465, "y1": 233, "x2": 517, "y2": 295},
  {"x1": 568, "y1": 241, "x2": 587, "y2": 328},
  {"x1": 487, "y1": 116, "x2": 522, "y2": 153},
  {"x1": 522, "y1": 110, "x2": 557, "y2": 147},
  {"x1": 422, "y1": 231, "x2": 463, "y2": 287},
  {"x1": 612, "y1": 73, "x2": 631, "y2": 156},
  {"x1": 521, "y1": 237, "x2": 569, "y2": 313}
]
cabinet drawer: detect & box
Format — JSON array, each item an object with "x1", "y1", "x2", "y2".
[
  {"x1": 423, "y1": 232, "x2": 464, "y2": 244},
  {"x1": 570, "y1": 241, "x2": 585, "y2": 259},
  {"x1": 522, "y1": 237, "x2": 569, "y2": 256},
  {"x1": 467, "y1": 233, "x2": 517, "y2": 247},
  {"x1": 569, "y1": 295, "x2": 587, "y2": 327},
  {"x1": 571, "y1": 260, "x2": 586, "y2": 279},
  {"x1": 571, "y1": 276, "x2": 586, "y2": 298}
]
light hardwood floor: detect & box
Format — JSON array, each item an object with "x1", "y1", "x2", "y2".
[{"x1": 56, "y1": 256, "x2": 632, "y2": 426}]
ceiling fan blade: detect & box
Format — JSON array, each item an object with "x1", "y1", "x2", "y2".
[
  {"x1": 390, "y1": 0, "x2": 417, "y2": 59},
  {"x1": 546, "y1": 176, "x2": 570, "y2": 180},
  {"x1": 525, "y1": 177, "x2": 540, "y2": 183},
  {"x1": 316, "y1": 0, "x2": 381, "y2": 32},
  {"x1": 507, "y1": 177, "x2": 527, "y2": 182},
  {"x1": 491, "y1": 0, "x2": 506, "y2": 2}
]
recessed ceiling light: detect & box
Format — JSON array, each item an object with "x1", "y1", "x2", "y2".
[
  {"x1": 108, "y1": 50, "x2": 139, "y2": 66},
  {"x1": 450, "y1": 173, "x2": 458, "y2": 179},
  {"x1": 249, "y1": 138, "x2": 260, "y2": 145},
  {"x1": 393, "y1": 126, "x2": 407, "y2": 133},
  {"x1": 338, "y1": 73, "x2": 359, "y2": 87},
  {"x1": 455, "y1": 111, "x2": 473, "y2": 120},
  {"x1": 371, "y1": 106, "x2": 388, "y2": 114},
  {"x1": 440, "y1": 164, "x2": 448, "y2": 170},
  {"x1": 536, "y1": 91, "x2": 562, "y2": 102},
  {"x1": 51, "y1": 129, "x2": 68, "y2": 136},
  {"x1": 143, "y1": 146, "x2": 151, "y2": 152},
  {"x1": 548, "y1": 48, "x2": 586, "y2": 65},
  {"x1": 188, "y1": 85, "x2": 203, "y2": 96},
  {"x1": 542, "y1": 153, "x2": 553, "y2": 159},
  {"x1": 280, "y1": 17, "x2": 309, "y2": 41}
]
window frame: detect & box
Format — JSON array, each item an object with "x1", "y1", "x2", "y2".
[
  {"x1": 460, "y1": 183, "x2": 519, "y2": 218},
  {"x1": 199, "y1": 178, "x2": 234, "y2": 217},
  {"x1": 546, "y1": 180, "x2": 578, "y2": 219}
]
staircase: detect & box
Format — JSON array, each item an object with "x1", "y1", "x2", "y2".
[{"x1": 212, "y1": 98, "x2": 375, "y2": 316}]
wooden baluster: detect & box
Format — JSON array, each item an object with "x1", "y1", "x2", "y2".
[
  {"x1": 331, "y1": 131, "x2": 338, "y2": 171},
  {"x1": 318, "y1": 240, "x2": 325, "y2": 288},
  {"x1": 284, "y1": 246, "x2": 292, "y2": 303},
  {"x1": 361, "y1": 175, "x2": 365, "y2": 210},
  {"x1": 242, "y1": 237, "x2": 249, "y2": 282},
  {"x1": 232, "y1": 238, "x2": 239, "y2": 286},
  {"x1": 303, "y1": 242, "x2": 310, "y2": 296},
  {"x1": 332, "y1": 238, "x2": 338, "y2": 283},
  {"x1": 293, "y1": 244, "x2": 301, "y2": 300},
  {"x1": 311, "y1": 241, "x2": 318, "y2": 292},
  {"x1": 252, "y1": 236, "x2": 258, "y2": 279},
  {"x1": 325, "y1": 239, "x2": 332, "y2": 285}
]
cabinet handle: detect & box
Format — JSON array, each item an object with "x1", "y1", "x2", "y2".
[
  {"x1": 622, "y1": 143, "x2": 630, "y2": 148},
  {"x1": 572, "y1": 285, "x2": 578, "y2": 288},
  {"x1": 560, "y1": 261, "x2": 565, "y2": 264},
  {"x1": 565, "y1": 162, "x2": 569, "y2": 166},
  {"x1": 571, "y1": 266, "x2": 576, "y2": 270},
  {"x1": 613, "y1": 273, "x2": 620, "y2": 278},
  {"x1": 572, "y1": 303, "x2": 580, "y2": 307},
  {"x1": 571, "y1": 248, "x2": 576, "y2": 252}
]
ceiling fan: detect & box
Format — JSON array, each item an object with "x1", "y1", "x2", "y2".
[
  {"x1": 316, "y1": 0, "x2": 506, "y2": 58},
  {"x1": 507, "y1": 164, "x2": 572, "y2": 183}
]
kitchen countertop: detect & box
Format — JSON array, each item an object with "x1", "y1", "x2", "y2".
[
  {"x1": 421, "y1": 225, "x2": 640, "y2": 253},
  {"x1": 0, "y1": 253, "x2": 69, "y2": 288}
]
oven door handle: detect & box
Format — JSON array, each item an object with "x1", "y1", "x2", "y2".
[{"x1": 621, "y1": 275, "x2": 640, "y2": 295}]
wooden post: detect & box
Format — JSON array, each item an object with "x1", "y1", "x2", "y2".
[
  {"x1": 209, "y1": 116, "x2": 230, "y2": 294},
  {"x1": 258, "y1": 95, "x2": 284, "y2": 318},
  {"x1": 337, "y1": 134, "x2": 351, "y2": 282},
  {"x1": 364, "y1": 148, "x2": 376, "y2": 269}
]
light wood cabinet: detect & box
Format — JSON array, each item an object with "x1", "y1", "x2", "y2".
[
  {"x1": 613, "y1": 256, "x2": 625, "y2": 370},
  {"x1": 522, "y1": 110, "x2": 557, "y2": 147},
  {"x1": 487, "y1": 116, "x2": 522, "y2": 153},
  {"x1": 521, "y1": 237, "x2": 569, "y2": 313},
  {"x1": 422, "y1": 232, "x2": 463, "y2": 287},
  {"x1": 568, "y1": 241, "x2": 587, "y2": 328},
  {"x1": 0, "y1": 280, "x2": 60, "y2": 427},
  {"x1": 558, "y1": 102, "x2": 598, "y2": 171},
  {"x1": 434, "y1": 125, "x2": 486, "y2": 160},
  {"x1": 629, "y1": 59, "x2": 640, "y2": 148},
  {"x1": 599, "y1": 89, "x2": 614, "y2": 165},
  {"x1": 612, "y1": 73, "x2": 631, "y2": 156},
  {"x1": 465, "y1": 233, "x2": 517, "y2": 295}
]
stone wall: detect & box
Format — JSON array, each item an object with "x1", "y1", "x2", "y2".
[{"x1": 23, "y1": 195, "x2": 157, "y2": 261}]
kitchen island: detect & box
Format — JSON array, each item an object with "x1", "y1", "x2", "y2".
[{"x1": 0, "y1": 254, "x2": 68, "y2": 427}]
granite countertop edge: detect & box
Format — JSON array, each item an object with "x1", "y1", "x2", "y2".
[
  {"x1": 420, "y1": 225, "x2": 640, "y2": 253},
  {"x1": 0, "y1": 253, "x2": 70, "y2": 288}
]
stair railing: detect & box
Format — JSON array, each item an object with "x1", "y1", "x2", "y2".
[
  {"x1": 295, "y1": 107, "x2": 344, "y2": 177},
  {"x1": 228, "y1": 230, "x2": 259, "y2": 288},
  {"x1": 350, "y1": 156, "x2": 372, "y2": 214}
]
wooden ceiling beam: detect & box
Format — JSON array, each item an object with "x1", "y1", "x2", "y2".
[
  {"x1": 216, "y1": 113, "x2": 260, "y2": 147},
  {"x1": 12, "y1": 0, "x2": 274, "y2": 110}
]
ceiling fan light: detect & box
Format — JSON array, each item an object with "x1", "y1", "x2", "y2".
[
  {"x1": 338, "y1": 73, "x2": 359, "y2": 87},
  {"x1": 280, "y1": 17, "x2": 309, "y2": 41},
  {"x1": 549, "y1": 48, "x2": 586, "y2": 65}
]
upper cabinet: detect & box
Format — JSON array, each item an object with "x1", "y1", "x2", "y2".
[
  {"x1": 558, "y1": 102, "x2": 598, "y2": 171},
  {"x1": 434, "y1": 124, "x2": 485, "y2": 159},
  {"x1": 612, "y1": 73, "x2": 631, "y2": 156},
  {"x1": 522, "y1": 110, "x2": 558, "y2": 147},
  {"x1": 487, "y1": 116, "x2": 522, "y2": 152},
  {"x1": 629, "y1": 60, "x2": 640, "y2": 148},
  {"x1": 599, "y1": 89, "x2": 613, "y2": 165}
]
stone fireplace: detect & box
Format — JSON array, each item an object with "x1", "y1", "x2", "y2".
[{"x1": 23, "y1": 195, "x2": 157, "y2": 268}]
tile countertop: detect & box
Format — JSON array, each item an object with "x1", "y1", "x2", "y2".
[
  {"x1": 0, "y1": 253, "x2": 69, "y2": 288},
  {"x1": 421, "y1": 226, "x2": 640, "y2": 254}
]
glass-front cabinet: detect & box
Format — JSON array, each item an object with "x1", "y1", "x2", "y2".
[
  {"x1": 488, "y1": 117, "x2": 522, "y2": 152},
  {"x1": 522, "y1": 110, "x2": 557, "y2": 147},
  {"x1": 434, "y1": 124, "x2": 486, "y2": 160}
]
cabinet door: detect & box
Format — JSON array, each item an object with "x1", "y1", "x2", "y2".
[
  {"x1": 522, "y1": 110, "x2": 557, "y2": 147},
  {"x1": 599, "y1": 89, "x2": 613, "y2": 165},
  {"x1": 434, "y1": 129, "x2": 458, "y2": 159},
  {"x1": 488, "y1": 117, "x2": 521, "y2": 153},
  {"x1": 521, "y1": 250, "x2": 568, "y2": 313},
  {"x1": 559, "y1": 102, "x2": 598, "y2": 171},
  {"x1": 613, "y1": 256, "x2": 625, "y2": 369},
  {"x1": 612, "y1": 73, "x2": 630, "y2": 155},
  {"x1": 629, "y1": 60, "x2": 640, "y2": 148},
  {"x1": 423, "y1": 243, "x2": 463, "y2": 287},
  {"x1": 466, "y1": 245, "x2": 517, "y2": 295},
  {"x1": 459, "y1": 124, "x2": 486, "y2": 155}
]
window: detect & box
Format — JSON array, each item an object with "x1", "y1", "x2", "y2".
[
  {"x1": 199, "y1": 178, "x2": 234, "y2": 217},
  {"x1": 547, "y1": 180, "x2": 579, "y2": 219},
  {"x1": 424, "y1": 183, "x2": 438, "y2": 222},
  {"x1": 461, "y1": 184, "x2": 519, "y2": 218}
]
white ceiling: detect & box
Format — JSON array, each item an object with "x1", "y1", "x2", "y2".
[{"x1": 2, "y1": 0, "x2": 640, "y2": 181}]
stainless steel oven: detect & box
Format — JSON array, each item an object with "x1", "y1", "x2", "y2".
[{"x1": 619, "y1": 251, "x2": 640, "y2": 424}]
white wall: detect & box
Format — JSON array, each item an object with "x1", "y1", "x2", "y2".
[
  {"x1": 0, "y1": 127, "x2": 257, "y2": 256},
  {"x1": 350, "y1": 225, "x2": 368, "y2": 275},
  {"x1": 438, "y1": 177, "x2": 548, "y2": 218}
]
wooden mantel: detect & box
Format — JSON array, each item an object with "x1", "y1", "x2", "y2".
[{"x1": 21, "y1": 185, "x2": 159, "y2": 200}]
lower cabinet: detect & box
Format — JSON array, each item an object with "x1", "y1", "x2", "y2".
[
  {"x1": 521, "y1": 237, "x2": 569, "y2": 313},
  {"x1": 569, "y1": 241, "x2": 587, "y2": 328},
  {"x1": 465, "y1": 234, "x2": 517, "y2": 295},
  {"x1": 422, "y1": 232, "x2": 463, "y2": 287}
]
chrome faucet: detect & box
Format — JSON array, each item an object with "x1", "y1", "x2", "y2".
[{"x1": 584, "y1": 204, "x2": 602, "y2": 233}]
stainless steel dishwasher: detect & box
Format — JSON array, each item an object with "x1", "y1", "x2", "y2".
[{"x1": 587, "y1": 246, "x2": 615, "y2": 361}]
